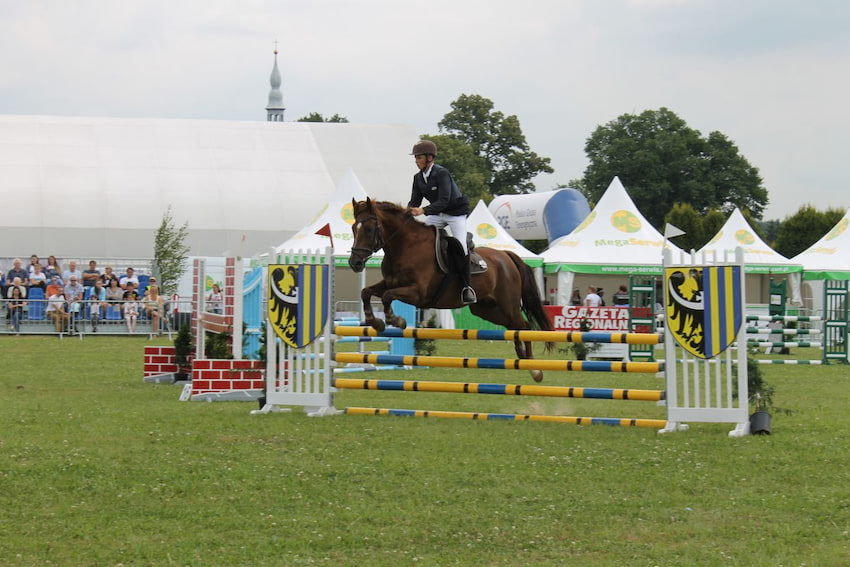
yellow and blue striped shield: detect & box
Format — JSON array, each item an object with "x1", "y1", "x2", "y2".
[
  {"x1": 268, "y1": 264, "x2": 329, "y2": 348},
  {"x1": 665, "y1": 266, "x2": 742, "y2": 359}
]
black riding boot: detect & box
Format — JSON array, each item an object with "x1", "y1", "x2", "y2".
[{"x1": 461, "y1": 254, "x2": 477, "y2": 305}]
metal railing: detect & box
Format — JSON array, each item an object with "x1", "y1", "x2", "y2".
[{"x1": 0, "y1": 298, "x2": 193, "y2": 339}]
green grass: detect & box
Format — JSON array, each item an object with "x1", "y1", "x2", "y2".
[{"x1": 2, "y1": 336, "x2": 850, "y2": 566}]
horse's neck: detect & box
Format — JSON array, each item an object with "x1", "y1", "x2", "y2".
[{"x1": 379, "y1": 213, "x2": 426, "y2": 256}]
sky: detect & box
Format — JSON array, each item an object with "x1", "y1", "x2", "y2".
[{"x1": 1, "y1": 0, "x2": 848, "y2": 222}]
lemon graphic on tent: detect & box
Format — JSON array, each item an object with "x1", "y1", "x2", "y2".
[
  {"x1": 340, "y1": 202, "x2": 355, "y2": 225},
  {"x1": 735, "y1": 229, "x2": 755, "y2": 244},
  {"x1": 476, "y1": 223, "x2": 497, "y2": 240},
  {"x1": 825, "y1": 218, "x2": 848, "y2": 241},
  {"x1": 611, "y1": 210, "x2": 641, "y2": 233}
]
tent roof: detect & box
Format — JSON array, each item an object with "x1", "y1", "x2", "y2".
[
  {"x1": 467, "y1": 201, "x2": 542, "y2": 266},
  {"x1": 541, "y1": 177, "x2": 684, "y2": 274},
  {"x1": 273, "y1": 170, "x2": 384, "y2": 267},
  {"x1": 0, "y1": 114, "x2": 417, "y2": 258},
  {"x1": 791, "y1": 208, "x2": 850, "y2": 280},
  {"x1": 696, "y1": 208, "x2": 802, "y2": 274}
]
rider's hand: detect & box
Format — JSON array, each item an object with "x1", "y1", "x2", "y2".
[{"x1": 410, "y1": 207, "x2": 424, "y2": 216}]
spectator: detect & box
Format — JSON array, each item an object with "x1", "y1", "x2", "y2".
[
  {"x1": 28, "y1": 263, "x2": 47, "y2": 290},
  {"x1": 145, "y1": 284, "x2": 165, "y2": 335},
  {"x1": 44, "y1": 255, "x2": 62, "y2": 280},
  {"x1": 46, "y1": 274, "x2": 64, "y2": 297},
  {"x1": 119, "y1": 267, "x2": 139, "y2": 290},
  {"x1": 122, "y1": 281, "x2": 138, "y2": 300},
  {"x1": 8, "y1": 286, "x2": 26, "y2": 334},
  {"x1": 6, "y1": 258, "x2": 29, "y2": 288},
  {"x1": 5, "y1": 276, "x2": 27, "y2": 327},
  {"x1": 82, "y1": 260, "x2": 100, "y2": 288},
  {"x1": 62, "y1": 260, "x2": 83, "y2": 283},
  {"x1": 64, "y1": 275, "x2": 85, "y2": 333},
  {"x1": 207, "y1": 283, "x2": 223, "y2": 314},
  {"x1": 46, "y1": 288, "x2": 71, "y2": 334},
  {"x1": 89, "y1": 279, "x2": 107, "y2": 333},
  {"x1": 100, "y1": 265, "x2": 119, "y2": 287},
  {"x1": 570, "y1": 288, "x2": 582, "y2": 306},
  {"x1": 613, "y1": 285, "x2": 629, "y2": 306},
  {"x1": 124, "y1": 290, "x2": 140, "y2": 334},
  {"x1": 106, "y1": 277, "x2": 123, "y2": 303},
  {"x1": 597, "y1": 288, "x2": 605, "y2": 306},
  {"x1": 584, "y1": 286, "x2": 602, "y2": 308},
  {"x1": 27, "y1": 254, "x2": 42, "y2": 276}
]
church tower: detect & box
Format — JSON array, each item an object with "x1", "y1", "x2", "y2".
[{"x1": 266, "y1": 46, "x2": 285, "y2": 122}]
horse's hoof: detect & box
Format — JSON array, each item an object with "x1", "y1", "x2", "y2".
[
  {"x1": 395, "y1": 317, "x2": 407, "y2": 330},
  {"x1": 531, "y1": 370, "x2": 543, "y2": 383},
  {"x1": 370, "y1": 319, "x2": 386, "y2": 333}
]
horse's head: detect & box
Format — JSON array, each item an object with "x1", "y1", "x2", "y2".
[{"x1": 348, "y1": 197, "x2": 382, "y2": 273}]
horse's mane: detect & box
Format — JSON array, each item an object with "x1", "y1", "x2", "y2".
[{"x1": 373, "y1": 200, "x2": 410, "y2": 217}]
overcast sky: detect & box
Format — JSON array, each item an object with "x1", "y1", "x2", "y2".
[{"x1": 1, "y1": 0, "x2": 847, "y2": 221}]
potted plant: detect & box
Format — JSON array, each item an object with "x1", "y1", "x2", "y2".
[
  {"x1": 559, "y1": 318, "x2": 601, "y2": 361},
  {"x1": 173, "y1": 323, "x2": 194, "y2": 382},
  {"x1": 745, "y1": 356, "x2": 791, "y2": 435}
]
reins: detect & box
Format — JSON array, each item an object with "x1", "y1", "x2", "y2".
[{"x1": 351, "y1": 211, "x2": 413, "y2": 260}]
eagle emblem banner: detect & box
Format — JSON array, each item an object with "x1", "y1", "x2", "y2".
[
  {"x1": 268, "y1": 264, "x2": 329, "y2": 348},
  {"x1": 664, "y1": 266, "x2": 743, "y2": 359}
]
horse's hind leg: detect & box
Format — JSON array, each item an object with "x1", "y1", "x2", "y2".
[{"x1": 472, "y1": 302, "x2": 543, "y2": 383}]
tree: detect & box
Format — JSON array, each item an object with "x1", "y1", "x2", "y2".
[
  {"x1": 297, "y1": 112, "x2": 349, "y2": 123},
  {"x1": 431, "y1": 94, "x2": 553, "y2": 200},
  {"x1": 581, "y1": 107, "x2": 767, "y2": 228},
  {"x1": 153, "y1": 206, "x2": 190, "y2": 297},
  {"x1": 773, "y1": 205, "x2": 846, "y2": 258},
  {"x1": 663, "y1": 203, "x2": 706, "y2": 253}
]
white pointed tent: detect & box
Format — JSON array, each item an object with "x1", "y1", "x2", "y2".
[
  {"x1": 792, "y1": 209, "x2": 850, "y2": 280},
  {"x1": 541, "y1": 177, "x2": 685, "y2": 305},
  {"x1": 273, "y1": 169, "x2": 382, "y2": 267},
  {"x1": 696, "y1": 208, "x2": 802, "y2": 305},
  {"x1": 467, "y1": 201, "x2": 542, "y2": 267}
]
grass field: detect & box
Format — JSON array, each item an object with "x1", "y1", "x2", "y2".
[{"x1": 2, "y1": 335, "x2": 850, "y2": 566}]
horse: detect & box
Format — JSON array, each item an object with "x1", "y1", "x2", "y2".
[{"x1": 347, "y1": 198, "x2": 554, "y2": 382}]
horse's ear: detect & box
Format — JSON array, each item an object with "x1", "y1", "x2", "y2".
[
  {"x1": 351, "y1": 197, "x2": 357, "y2": 211},
  {"x1": 365, "y1": 196, "x2": 372, "y2": 209}
]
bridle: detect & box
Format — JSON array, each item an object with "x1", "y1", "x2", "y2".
[
  {"x1": 350, "y1": 211, "x2": 413, "y2": 263},
  {"x1": 350, "y1": 214, "x2": 384, "y2": 263}
]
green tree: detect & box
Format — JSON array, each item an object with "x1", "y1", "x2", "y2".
[
  {"x1": 581, "y1": 107, "x2": 767, "y2": 228},
  {"x1": 663, "y1": 203, "x2": 705, "y2": 253},
  {"x1": 297, "y1": 112, "x2": 349, "y2": 123},
  {"x1": 431, "y1": 94, "x2": 553, "y2": 200},
  {"x1": 153, "y1": 206, "x2": 190, "y2": 297},
  {"x1": 773, "y1": 205, "x2": 846, "y2": 258}
]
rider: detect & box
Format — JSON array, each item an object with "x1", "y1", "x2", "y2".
[{"x1": 407, "y1": 139, "x2": 476, "y2": 304}]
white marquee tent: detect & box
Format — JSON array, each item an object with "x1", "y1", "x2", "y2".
[
  {"x1": 792, "y1": 209, "x2": 850, "y2": 281},
  {"x1": 541, "y1": 177, "x2": 685, "y2": 305},
  {"x1": 0, "y1": 114, "x2": 417, "y2": 261}
]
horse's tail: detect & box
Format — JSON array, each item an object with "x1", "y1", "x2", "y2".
[{"x1": 506, "y1": 251, "x2": 555, "y2": 352}]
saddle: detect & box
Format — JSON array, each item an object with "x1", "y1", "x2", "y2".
[{"x1": 433, "y1": 228, "x2": 488, "y2": 275}]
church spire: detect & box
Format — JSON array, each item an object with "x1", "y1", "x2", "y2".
[{"x1": 266, "y1": 42, "x2": 285, "y2": 122}]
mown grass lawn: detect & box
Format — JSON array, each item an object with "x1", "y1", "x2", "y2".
[{"x1": 1, "y1": 335, "x2": 849, "y2": 566}]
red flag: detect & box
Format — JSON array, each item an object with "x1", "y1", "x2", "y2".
[{"x1": 315, "y1": 223, "x2": 334, "y2": 250}]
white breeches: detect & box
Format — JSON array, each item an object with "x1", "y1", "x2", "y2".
[{"x1": 422, "y1": 213, "x2": 469, "y2": 254}]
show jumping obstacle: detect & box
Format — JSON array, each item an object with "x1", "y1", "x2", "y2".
[{"x1": 252, "y1": 247, "x2": 754, "y2": 436}]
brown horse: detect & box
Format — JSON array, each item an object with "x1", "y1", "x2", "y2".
[{"x1": 348, "y1": 198, "x2": 554, "y2": 382}]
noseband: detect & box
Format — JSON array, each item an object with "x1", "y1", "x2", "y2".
[{"x1": 350, "y1": 214, "x2": 383, "y2": 262}]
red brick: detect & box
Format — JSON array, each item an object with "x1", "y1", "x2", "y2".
[
  {"x1": 211, "y1": 360, "x2": 232, "y2": 370},
  {"x1": 211, "y1": 380, "x2": 231, "y2": 390},
  {"x1": 193, "y1": 359, "x2": 211, "y2": 370}
]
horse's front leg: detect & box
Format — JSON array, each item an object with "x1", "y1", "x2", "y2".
[
  {"x1": 381, "y1": 285, "x2": 425, "y2": 330},
  {"x1": 361, "y1": 281, "x2": 388, "y2": 332}
]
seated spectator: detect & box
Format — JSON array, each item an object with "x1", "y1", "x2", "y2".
[
  {"x1": 46, "y1": 274, "x2": 64, "y2": 297},
  {"x1": 82, "y1": 260, "x2": 100, "y2": 288},
  {"x1": 613, "y1": 284, "x2": 629, "y2": 306},
  {"x1": 8, "y1": 286, "x2": 27, "y2": 334},
  {"x1": 207, "y1": 283, "x2": 223, "y2": 314},
  {"x1": 100, "y1": 265, "x2": 119, "y2": 287},
  {"x1": 28, "y1": 263, "x2": 47, "y2": 290},
  {"x1": 5, "y1": 277, "x2": 27, "y2": 326},
  {"x1": 64, "y1": 275, "x2": 85, "y2": 333},
  {"x1": 145, "y1": 284, "x2": 165, "y2": 336},
  {"x1": 27, "y1": 254, "x2": 42, "y2": 276},
  {"x1": 6, "y1": 258, "x2": 29, "y2": 288},
  {"x1": 122, "y1": 281, "x2": 138, "y2": 300},
  {"x1": 106, "y1": 277, "x2": 124, "y2": 304},
  {"x1": 62, "y1": 260, "x2": 83, "y2": 283},
  {"x1": 124, "y1": 290, "x2": 140, "y2": 334},
  {"x1": 119, "y1": 267, "x2": 139, "y2": 290},
  {"x1": 89, "y1": 279, "x2": 107, "y2": 332},
  {"x1": 46, "y1": 288, "x2": 71, "y2": 334},
  {"x1": 44, "y1": 255, "x2": 62, "y2": 280}
]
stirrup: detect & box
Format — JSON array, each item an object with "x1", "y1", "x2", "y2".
[{"x1": 461, "y1": 286, "x2": 477, "y2": 305}]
